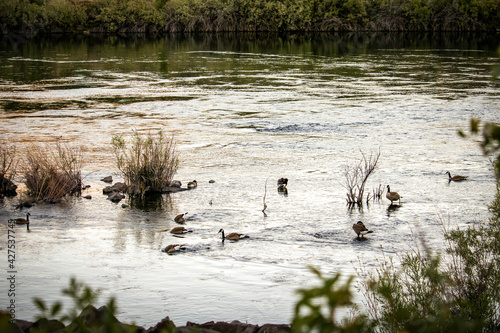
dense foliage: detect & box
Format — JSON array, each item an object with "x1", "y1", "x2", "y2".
[{"x1": 1, "y1": 0, "x2": 499, "y2": 35}]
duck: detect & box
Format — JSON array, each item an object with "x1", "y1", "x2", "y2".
[
  {"x1": 8, "y1": 212, "x2": 30, "y2": 231},
  {"x1": 386, "y1": 185, "x2": 401, "y2": 205},
  {"x1": 163, "y1": 244, "x2": 186, "y2": 254},
  {"x1": 170, "y1": 226, "x2": 191, "y2": 234},
  {"x1": 174, "y1": 212, "x2": 188, "y2": 224},
  {"x1": 218, "y1": 228, "x2": 249, "y2": 242},
  {"x1": 446, "y1": 171, "x2": 468, "y2": 182},
  {"x1": 187, "y1": 180, "x2": 198, "y2": 189},
  {"x1": 352, "y1": 221, "x2": 373, "y2": 238},
  {"x1": 277, "y1": 178, "x2": 288, "y2": 192}
]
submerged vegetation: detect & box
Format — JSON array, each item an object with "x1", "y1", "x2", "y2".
[{"x1": 1, "y1": 0, "x2": 499, "y2": 35}]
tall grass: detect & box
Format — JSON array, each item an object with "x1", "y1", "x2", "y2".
[
  {"x1": 23, "y1": 143, "x2": 84, "y2": 202},
  {"x1": 0, "y1": 141, "x2": 18, "y2": 195},
  {"x1": 112, "y1": 131, "x2": 179, "y2": 196}
]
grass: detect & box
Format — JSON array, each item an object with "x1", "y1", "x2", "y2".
[
  {"x1": 112, "y1": 130, "x2": 179, "y2": 197},
  {"x1": 23, "y1": 142, "x2": 84, "y2": 202}
]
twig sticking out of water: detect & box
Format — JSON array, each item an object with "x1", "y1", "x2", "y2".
[{"x1": 262, "y1": 177, "x2": 269, "y2": 216}]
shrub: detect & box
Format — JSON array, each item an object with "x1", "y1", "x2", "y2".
[
  {"x1": 292, "y1": 267, "x2": 373, "y2": 332},
  {"x1": 112, "y1": 130, "x2": 179, "y2": 197},
  {"x1": 23, "y1": 143, "x2": 84, "y2": 202},
  {"x1": 0, "y1": 141, "x2": 18, "y2": 196}
]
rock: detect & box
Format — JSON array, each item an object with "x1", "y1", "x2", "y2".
[
  {"x1": 186, "y1": 320, "x2": 259, "y2": 333},
  {"x1": 121, "y1": 203, "x2": 129, "y2": 208},
  {"x1": 0, "y1": 177, "x2": 17, "y2": 196},
  {"x1": 103, "y1": 182, "x2": 128, "y2": 194},
  {"x1": 209, "y1": 180, "x2": 215, "y2": 183},
  {"x1": 257, "y1": 324, "x2": 291, "y2": 333},
  {"x1": 66, "y1": 305, "x2": 146, "y2": 333},
  {"x1": 101, "y1": 176, "x2": 113, "y2": 183},
  {"x1": 31, "y1": 318, "x2": 65, "y2": 332},
  {"x1": 147, "y1": 316, "x2": 177, "y2": 333},
  {"x1": 83, "y1": 195, "x2": 92, "y2": 200},
  {"x1": 107, "y1": 192, "x2": 125, "y2": 203},
  {"x1": 160, "y1": 186, "x2": 188, "y2": 193}
]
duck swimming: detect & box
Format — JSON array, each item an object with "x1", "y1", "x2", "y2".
[
  {"x1": 8, "y1": 212, "x2": 30, "y2": 231},
  {"x1": 218, "y1": 228, "x2": 249, "y2": 242},
  {"x1": 446, "y1": 171, "x2": 468, "y2": 182}
]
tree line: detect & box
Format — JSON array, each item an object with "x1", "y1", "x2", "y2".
[{"x1": 1, "y1": 0, "x2": 499, "y2": 36}]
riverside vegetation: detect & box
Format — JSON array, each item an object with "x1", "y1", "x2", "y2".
[{"x1": 1, "y1": 0, "x2": 500, "y2": 36}]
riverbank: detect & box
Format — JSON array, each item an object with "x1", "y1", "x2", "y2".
[{"x1": 4, "y1": 305, "x2": 291, "y2": 333}]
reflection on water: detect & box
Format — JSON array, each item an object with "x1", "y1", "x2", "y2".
[{"x1": 0, "y1": 32, "x2": 500, "y2": 327}]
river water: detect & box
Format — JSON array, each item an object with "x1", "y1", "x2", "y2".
[{"x1": 0, "y1": 32, "x2": 499, "y2": 327}]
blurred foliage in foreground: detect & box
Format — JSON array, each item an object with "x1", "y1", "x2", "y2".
[{"x1": 1, "y1": 0, "x2": 500, "y2": 35}]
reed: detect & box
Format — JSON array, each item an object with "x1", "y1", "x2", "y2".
[
  {"x1": 112, "y1": 131, "x2": 179, "y2": 196},
  {"x1": 23, "y1": 143, "x2": 84, "y2": 202},
  {"x1": 0, "y1": 141, "x2": 18, "y2": 195}
]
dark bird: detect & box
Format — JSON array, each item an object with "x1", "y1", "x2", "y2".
[
  {"x1": 446, "y1": 171, "x2": 468, "y2": 182},
  {"x1": 386, "y1": 185, "x2": 401, "y2": 205},
  {"x1": 187, "y1": 180, "x2": 198, "y2": 189},
  {"x1": 352, "y1": 221, "x2": 373, "y2": 238},
  {"x1": 218, "y1": 228, "x2": 249, "y2": 242},
  {"x1": 277, "y1": 178, "x2": 288, "y2": 193},
  {"x1": 8, "y1": 212, "x2": 30, "y2": 231},
  {"x1": 174, "y1": 212, "x2": 188, "y2": 224},
  {"x1": 163, "y1": 244, "x2": 185, "y2": 254},
  {"x1": 170, "y1": 226, "x2": 191, "y2": 234}
]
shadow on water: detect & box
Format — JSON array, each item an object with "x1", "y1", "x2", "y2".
[{"x1": 128, "y1": 193, "x2": 172, "y2": 211}]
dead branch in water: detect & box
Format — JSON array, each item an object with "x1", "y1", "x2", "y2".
[
  {"x1": 262, "y1": 177, "x2": 269, "y2": 216},
  {"x1": 343, "y1": 149, "x2": 380, "y2": 206}
]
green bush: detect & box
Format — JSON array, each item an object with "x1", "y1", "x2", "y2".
[{"x1": 112, "y1": 130, "x2": 179, "y2": 197}]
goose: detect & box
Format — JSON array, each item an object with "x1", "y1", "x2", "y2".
[
  {"x1": 218, "y1": 228, "x2": 249, "y2": 242},
  {"x1": 163, "y1": 244, "x2": 185, "y2": 254},
  {"x1": 170, "y1": 226, "x2": 191, "y2": 234},
  {"x1": 8, "y1": 212, "x2": 30, "y2": 231},
  {"x1": 174, "y1": 212, "x2": 188, "y2": 224},
  {"x1": 187, "y1": 180, "x2": 198, "y2": 189},
  {"x1": 386, "y1": 185, "x2": 401, "y2": 205},
  {"x1": 277, "y1": 178, "x2": 288, "y2": 192},
  {"x1": 352, "y1": 221, "x2": 373, "y2": 238},
  {"x1": 446, "y1": 171, "x2": 468, "y2": 182}
]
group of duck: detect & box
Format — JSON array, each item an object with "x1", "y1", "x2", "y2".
[
  {"x1": 352, "y1": 171, "x2": 468, "y2": 239},
  {"x1": 163, "y1": 211, "x2": 250, "y2": 254}
]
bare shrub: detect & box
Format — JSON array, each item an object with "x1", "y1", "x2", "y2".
[
  {"x1": 0, "y1": 141, "x2": 19, "y2": 195},
  {"x1": 112, "y1": 131, "x2": 179, "y2": 197},
  {"x1": 24, "y1": 143, "x2": 84, "y2": 202},
  {"x1": 343, "y1": 150, "x2": 380, "y2": 206}
]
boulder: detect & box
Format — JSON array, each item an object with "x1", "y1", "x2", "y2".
[
  {"x1": 31, "y1": 318, "x2": 65, "y2": 332},
  {"x1": 0, "y1": 177, "x2": 17, "y2": 196},
  {"x1": 107, "y1": 192, "x2": 125, "y2": 203},
  {"x1": 147, "y1": 316, "x2": 177, "y2": 333},
  {"x1": 186, "y1": 320, "x2": 259, "y2": 333},
  {"x1": 103, "y1": 182, "x2": 128, "y2": 194},
  {"x1": 101, "y1": 176, "x2": 113, "y2": 183}
]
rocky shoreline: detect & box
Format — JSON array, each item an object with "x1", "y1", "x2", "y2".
[{"x1": 5, "y1": 305, "x2": 290, "y2": 333}]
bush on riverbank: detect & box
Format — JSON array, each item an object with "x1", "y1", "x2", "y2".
[{"x1": 1, "y1": 0, "x2": 499, "y2": 35}]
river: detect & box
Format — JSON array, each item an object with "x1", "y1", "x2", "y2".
[{"x1": 0, "y1": 32, "x2": 499, "y2": 327}]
